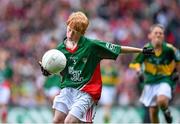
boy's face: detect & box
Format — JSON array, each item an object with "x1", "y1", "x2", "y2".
[
  {"x1": 148, "y1": 27, "x2": 164, "y2": 47},
  {"x1": 66, "y1": 26, "x2": 81, "y2": 41}
]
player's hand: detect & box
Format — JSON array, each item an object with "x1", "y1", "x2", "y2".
[
  {"x1": 137, "y1": 71, "x2": 144, "y2": 82},
  {"x1": 142, "y1": 47, "x2": 155, "y2": 55},
  {"x1": 38, "y1": 61, "x2": 51, "y2": 76}
]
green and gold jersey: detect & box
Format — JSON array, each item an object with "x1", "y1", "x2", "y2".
[
  {"x1": 130, "y1": 42, "x2": 180, "y2": 87},
  {"x1": 56, "y1": 36, "x2": 121, "y2": 101},
  {"x1": 101, "y1": 66, "x2": 119, "y2": 86}
]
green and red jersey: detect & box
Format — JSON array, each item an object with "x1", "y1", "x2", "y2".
[
  {"x1": 130, "y1": 42, "x2": 180, "y2": 88},
  {"x1": 56, "y1": 36, "x2": 121, "y2": 101}
]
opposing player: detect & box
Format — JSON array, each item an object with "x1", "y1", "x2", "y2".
[
  {"x1": 99, "y1": 60, "x2": 119, "y2": 123},
  {"x1": 39, "y1": 11, "x2": 154, "y2": 123},
  {"x1": 130, "y1": 24, "x2": 180, "y2": 123}
]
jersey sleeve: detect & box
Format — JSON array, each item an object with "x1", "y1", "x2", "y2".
[
  {"x1": 129, "y1": 43, "x2": 151, "y2": 70},
  {"x1": 167, "y1": 43, "x2": 180, "y2": 62},
  {"x1": 133, "y1": 53, "x2": 145, "y2": 64},
  {"x1": 91, "y1": 40, "x2": 121, "y2": 60},
  {"x1": 129, "y1": 53, "x2": 145, "y2": 70}
]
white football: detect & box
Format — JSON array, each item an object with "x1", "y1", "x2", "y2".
[{"x1": 42, "y1": 49, "x2": 66, "y2": 74}]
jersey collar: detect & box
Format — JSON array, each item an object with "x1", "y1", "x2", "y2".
[{"x1": 62, "y1": 36, "x2": 85, "y2": 53}]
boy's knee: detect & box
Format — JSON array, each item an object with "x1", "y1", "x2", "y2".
[
  {"x1": 53, "y1": 117, "x2": 64, "y2": 124},
  {"x1": 64, "y1": 114, "x2": 80, "y2": 124},
  {"x1": 157, "y1": 95, "x2": 169, "y2": 108},
  {"x1": 53, "y1": 111, "x2": 66, "y2": 123}
]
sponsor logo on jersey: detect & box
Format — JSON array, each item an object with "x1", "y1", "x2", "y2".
[{"x1": 106, "y1": 43, "x2": 117, "y2": 51}]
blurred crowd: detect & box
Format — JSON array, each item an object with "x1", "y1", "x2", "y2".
[{"x1": 0, "y1": 0, "x2": 180, "y2": 107}]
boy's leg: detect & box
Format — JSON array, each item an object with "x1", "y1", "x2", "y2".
[
  {"x1": 52, "y1": 95, "x2": 68, "y2": 123},
  {"x1": 156, "y1": 83, "x2": 172, "y2": 123},
  {"x1": 67, "y1": 90, "x2": 95, "y2": 123},
  {"x1": 65, "y1": 103, "x2": 96, "y2": 123},
  {"x1": 157, "y1": 95, "x2": 172, "y2": 123},
  {"x1": 53, "y1": 110, "x2": 67, "y2": 123},
  {"x1": 52, "y1": 88, "x2": 70, "y2": 123},
  {"x1": 103, "y1": 104, "x2": 111, "y2": 123},
  {"x1": 99, "y1": 86, "x2": 115, "y2": 123},
  {"x1": 143, "y1": 106, "x2": 150, "y2": 123},
  {"x1": 64, "y1": 113, "x2": 81, "y2": 123},
  {"x1": 52, "y1": 88, "x2": 95, "y2": 123},
  {"x1": 149, "y1": 106, "x2": 159, "y2": 123}
]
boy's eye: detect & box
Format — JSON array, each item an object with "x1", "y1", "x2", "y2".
[
  {"x1": 67, "y1": 26, "x2": 81, "y2": 35},
  {"x1": 69, "y1": 28, "x2": 72, "y2": 32}
]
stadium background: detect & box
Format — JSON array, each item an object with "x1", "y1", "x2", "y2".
[{"x1": 0, "y1": 0, "x2": 180, "y2": 123}]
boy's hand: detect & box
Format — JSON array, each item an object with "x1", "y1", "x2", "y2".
[
  {"x1": 137, "y1": 71, "x2": 144, "y2": 82},
  {"x1": 142, "y1": 47, "x2": 155, "y2": 55},
  {"x1": 38, "y1": 61, "x2": 51, "y2": 76}
]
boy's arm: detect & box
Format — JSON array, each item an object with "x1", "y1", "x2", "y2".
[
  {"x1": 171, "y1": 62, "x2": 180, "y2": 83},
  {"x1": 121, "y1": 46, "x2": 154, "y2": 55},
  {"x1": 172, "y1": 47, "x2": 180, "y2": 82},
  {"x1": 129, "y1": 52, "x2": 145, "y2": 82},
  {"x1": 177, "y1": 62, "x2": 180, "y2": 73},
  {"x1": 121, "y1": 46, "x2": 142, "y2": 53}
]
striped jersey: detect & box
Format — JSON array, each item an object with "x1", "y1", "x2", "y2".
[
  {"x1": 56, "y1": 36, "x2": 121, "y2": 101},
  {"x1": 101, "y1": 65, "x2": 119, "y2": 86},
  {"x1": 130, "y1": 42, "x2": 180, "y2": 87}
]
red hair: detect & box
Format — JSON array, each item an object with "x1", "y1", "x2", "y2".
[{"x1": 66, "y1": 11, "x2": 89, "y2": 35}]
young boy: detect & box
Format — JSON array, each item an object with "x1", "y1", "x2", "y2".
[
  {"x1": 99, "y1": 60, "x2": 119, "y2": 123},
  {"x1": 39, "y1": 11, "x2": 154, "y2": 123},
  {"x1": 130, "y1": 24, "x2": 180, "y2": 123}
]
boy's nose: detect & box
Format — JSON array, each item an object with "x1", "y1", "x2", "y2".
[{"x1": 69, "y1": 31, "x2": 74, "y2": 36}]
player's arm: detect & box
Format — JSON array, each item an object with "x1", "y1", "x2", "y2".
[
  {"x1": 129, "y1": 53, "x2": 145, "y2": 82},
  {"x1": 172, "y1": 51, "x2": 180, "y2": 82},
  {"x1": 176, "y1": 62, "x2": 180, "y2": 77},
  {"x1": 129, "y1": 51, "x2": 145, "y2": 69},
  {"x1": 168, "y1": 44, "x2": 180, "y2": 82},
  {"x1": 92, "y1": 40, "x2": 154, "y2": 60},
  {"x1": 167, "y1": 43, "x2": 180, "y2": 72},
  {"x1": 121, "y1": 46, "x2": 142, "y2": 53},
  {"x1": 171, "y1": 62, "x2": 180, "y2": 83},
  {"x1": 175, "y1": 49, "x2": 180, "y2": 73},
  {"x1": 121, "y1": 46, "x2": 154, "y2": 55},
  {"x1": 129, "y1": 62, "x2": 144, "y2": 82}
]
